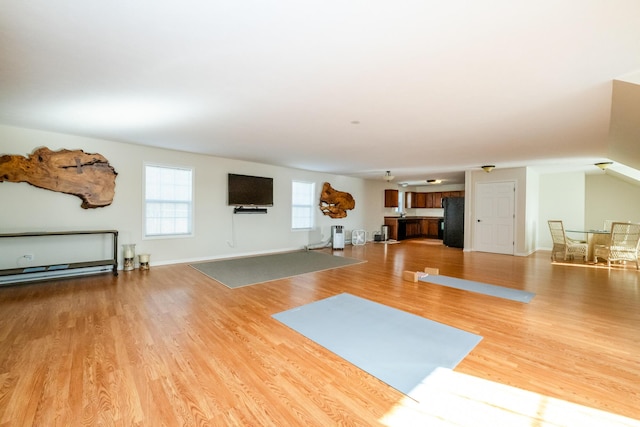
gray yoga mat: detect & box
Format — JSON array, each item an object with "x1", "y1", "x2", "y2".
[
  {"x1": 191, "y1": 250, "x2": 365, "y2": 288},
  {"x1": 272, "y1": 293, "x2": 482, "y2": 396},
  {"x1": 420, "y1": 275, "x2": 535, "y2": 303}
]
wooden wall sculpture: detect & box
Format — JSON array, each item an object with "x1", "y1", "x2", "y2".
[
  {"x1": 319, "y1": 182, "x2": 355, "y2": 218},
  {"x1": 0, "y1": 147, "x2": 118, "y2": 208}
]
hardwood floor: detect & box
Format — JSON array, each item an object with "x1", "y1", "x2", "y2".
[{"x1": 1, "y1": 240, "x2": 639, "y2": 426}]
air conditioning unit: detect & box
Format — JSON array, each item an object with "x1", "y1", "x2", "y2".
[{"x1": 332, "y1": 225, "x2": 345, "y2": 250}]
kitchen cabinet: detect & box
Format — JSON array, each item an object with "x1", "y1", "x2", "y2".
[
  {"x1": 427, "y1": 191, "x2": 442, "y2": 208},
  {"x1": 425, "y1": 192, "x2": 435, "y2": 208},
  {"x1": 384, "y1": 216, "x2": 442, "y2": 240},
  {"x1": 383, "y1": 218, "x2": 398, "y2": 240},
  {"x1": 420, "y1": 219, "x2": 430, "y2": 235},
  {"x1": 427, "y1": 191, "x2": 464, "y2": 208},
  {"x1": 404, "y1": 220, "x2": 421, "y2": 238},
  {"x1": 404, "y1": 192, "x2": 413, "y2": 208},
  {"x1": 406, "y1": 192, "x2": 427, "y2": 208},
  {"x1": 427, "y1": 219, "x2": 440, "y2": 238},
  {"x1": 404, "y1": 191, "x2": 465, "y2": 209},
  {"x1": 384, "y1": 189, "x2": 398, "y2": 207},
  {"x1": 418, "y1": 218, "x2": 440, "y2": 238}
]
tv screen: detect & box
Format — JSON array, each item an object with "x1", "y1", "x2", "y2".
[{"x1": 227, "y1": 173, "x2": 274, "y2": 206}]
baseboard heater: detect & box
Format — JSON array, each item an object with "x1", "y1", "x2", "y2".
[
  {"x1": 234, "y1": 207, "x2": 268, "y2": 214},
  {"x1": 0, "y1": 265, "x2": 114, "y2": 286}
]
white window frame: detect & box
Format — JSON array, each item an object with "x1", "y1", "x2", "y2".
[
  {"x1": 143, "y1": 163, "x2": 194, "y2": 239},
  {"x1": 292, "y1": 180, "x2": 315, "y2": 230}
]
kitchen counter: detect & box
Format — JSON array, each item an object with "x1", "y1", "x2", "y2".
[{"x1": 383, "y1": 216, "x2": 443, "y2": 240}]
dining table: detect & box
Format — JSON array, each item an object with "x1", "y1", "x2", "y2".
[{"x1": 565, "y1": 229, "x2": 610, "y2": 263}]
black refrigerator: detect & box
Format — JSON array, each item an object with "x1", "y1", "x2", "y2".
[{"x1": 443, "y1": 197, "x2": 464, "y2": 248}]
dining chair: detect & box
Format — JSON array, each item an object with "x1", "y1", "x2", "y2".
[
  {"x1": 594, "y1": 222, "x2": 640, "y2": 269},
  {"x1": 547, "y1": 220, "x2": 588, "y2": 262}
]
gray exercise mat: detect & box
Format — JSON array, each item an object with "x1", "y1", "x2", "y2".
[
  {"x1": 273, "y1": 293, "x2": 482, "y2": 396},
  {"x1": 420, "y1": 275, "x2": 535, "y2": 303}
]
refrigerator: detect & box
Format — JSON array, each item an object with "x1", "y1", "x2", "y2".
[{"x1": 443, "y1": 197, "x2": 464, "y2": 248}]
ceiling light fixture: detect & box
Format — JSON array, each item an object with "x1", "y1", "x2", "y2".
[
  {"x1": 426, "y1": 179, "x2": 442, "y2": 184},
  {"x1": 594, "y1": 162, "x2": 613, "y2": 171},
  {"x1": 481, "y1": 165, "x2": 495, "y2": 173},
  {"x1": 383, "y1": 171, "x2": 395, "y2": 182}
]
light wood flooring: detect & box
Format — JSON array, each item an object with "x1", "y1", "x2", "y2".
[{"x1": 0, "y1": 240, "x2": 639, "y2": 426}]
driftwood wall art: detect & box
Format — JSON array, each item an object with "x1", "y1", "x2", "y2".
[
  {"x1": 319, "y1": 182, "x2": 355, "y2": 218},
  {"x1": 0, "y1": 147, "x2": 118, "y2": 208}
]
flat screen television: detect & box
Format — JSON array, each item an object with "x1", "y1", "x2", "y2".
[{"x1": 227, "y1": 173, "x2": 273, "y2": 206}]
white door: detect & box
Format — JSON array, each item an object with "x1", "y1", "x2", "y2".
[{"x1": 474, "y1": 181, "x2": 515, "y2": 254}]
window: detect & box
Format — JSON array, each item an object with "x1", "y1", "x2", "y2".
[
  {"x1": 144, "y1": 164, "x2": 193, "y2": 238},
  {"x1": 292, "y1": 181, "x2": 315, "y2": 230}
]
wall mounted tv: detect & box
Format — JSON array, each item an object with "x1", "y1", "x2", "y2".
[{"x1": 227, "y1": 173, "x2": 274, "y2": 207}]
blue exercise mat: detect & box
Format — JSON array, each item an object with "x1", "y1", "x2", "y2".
[
  {"x1": 420, "y1": 275, "x2": 535, "y2": 303},
  {"x1": 272, "y1": 293, "x2": 482, "y2": 396}
]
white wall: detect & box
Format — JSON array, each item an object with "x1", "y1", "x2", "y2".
[
  {"x1": 537, "y1": 172, "x2": 586, "y2": 249},
  {"x1": 0, "y1": 125, "x2": 386, "y2": 270},
  {"x1": 524, "y1": 167, "x2": 540, "y2": 255},
  {"x1": 585, "y1": 173, "x2": 640, "y2": 228}
]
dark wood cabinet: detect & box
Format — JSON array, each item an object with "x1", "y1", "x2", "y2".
[
  {"x1": 419, "y1": 218, "x2": 440, "y2": 238},
  {"x1": 402, "y1": 190, "x2": 464, "y2": 210},
  {"x1": 430, "y1": 191, "x2": 463, "y2": 207},
  {"x1": 433, "y1": 192, "x2": 443, "y2": 208},
  {"x1": 406, "y1": 192, "x2": 427, "y2": 208},
  {"x1": 425, "y1": 192, "x2": 435, "y2": 208},
  {"x1": 405, "y1": 220, "x2": 421, "y2": 237},
  {"x1": 384, "y1": 189, "x2": 398, "y2": 207},
  {"x1": 384, "y1": 218, "x2": 398, "y2": 240},
  {"x1": 420, "y1": 219, "x2": 430, "y2": 235},
  {"x1": 405, "y1": 192, "x2": 415, "y2": 208},
  {"x1": 427, "y1": 219, "x2": 440, "y2": 238},
  {"x1": 384, "y1": 217, "x2": 442, "y2": 240}
]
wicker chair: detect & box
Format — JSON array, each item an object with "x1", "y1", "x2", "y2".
[
  {"x1": 547, "y1": 220, "x2": 588, "y2": 262},
  {"x1": 594, "y1": 222, "x2": 640, "y2": 269}
]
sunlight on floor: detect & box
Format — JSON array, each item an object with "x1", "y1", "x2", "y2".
[
  {"x1": 380, "y1": 368, "x2": 640, "y2": 427},
  {"x1": 551, "y1": 260, "x2": 636, "y2": 270}
]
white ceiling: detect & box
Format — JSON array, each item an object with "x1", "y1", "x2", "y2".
[{"x1": 2, "y1": 1, "x2": 640, "y2": 185}]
